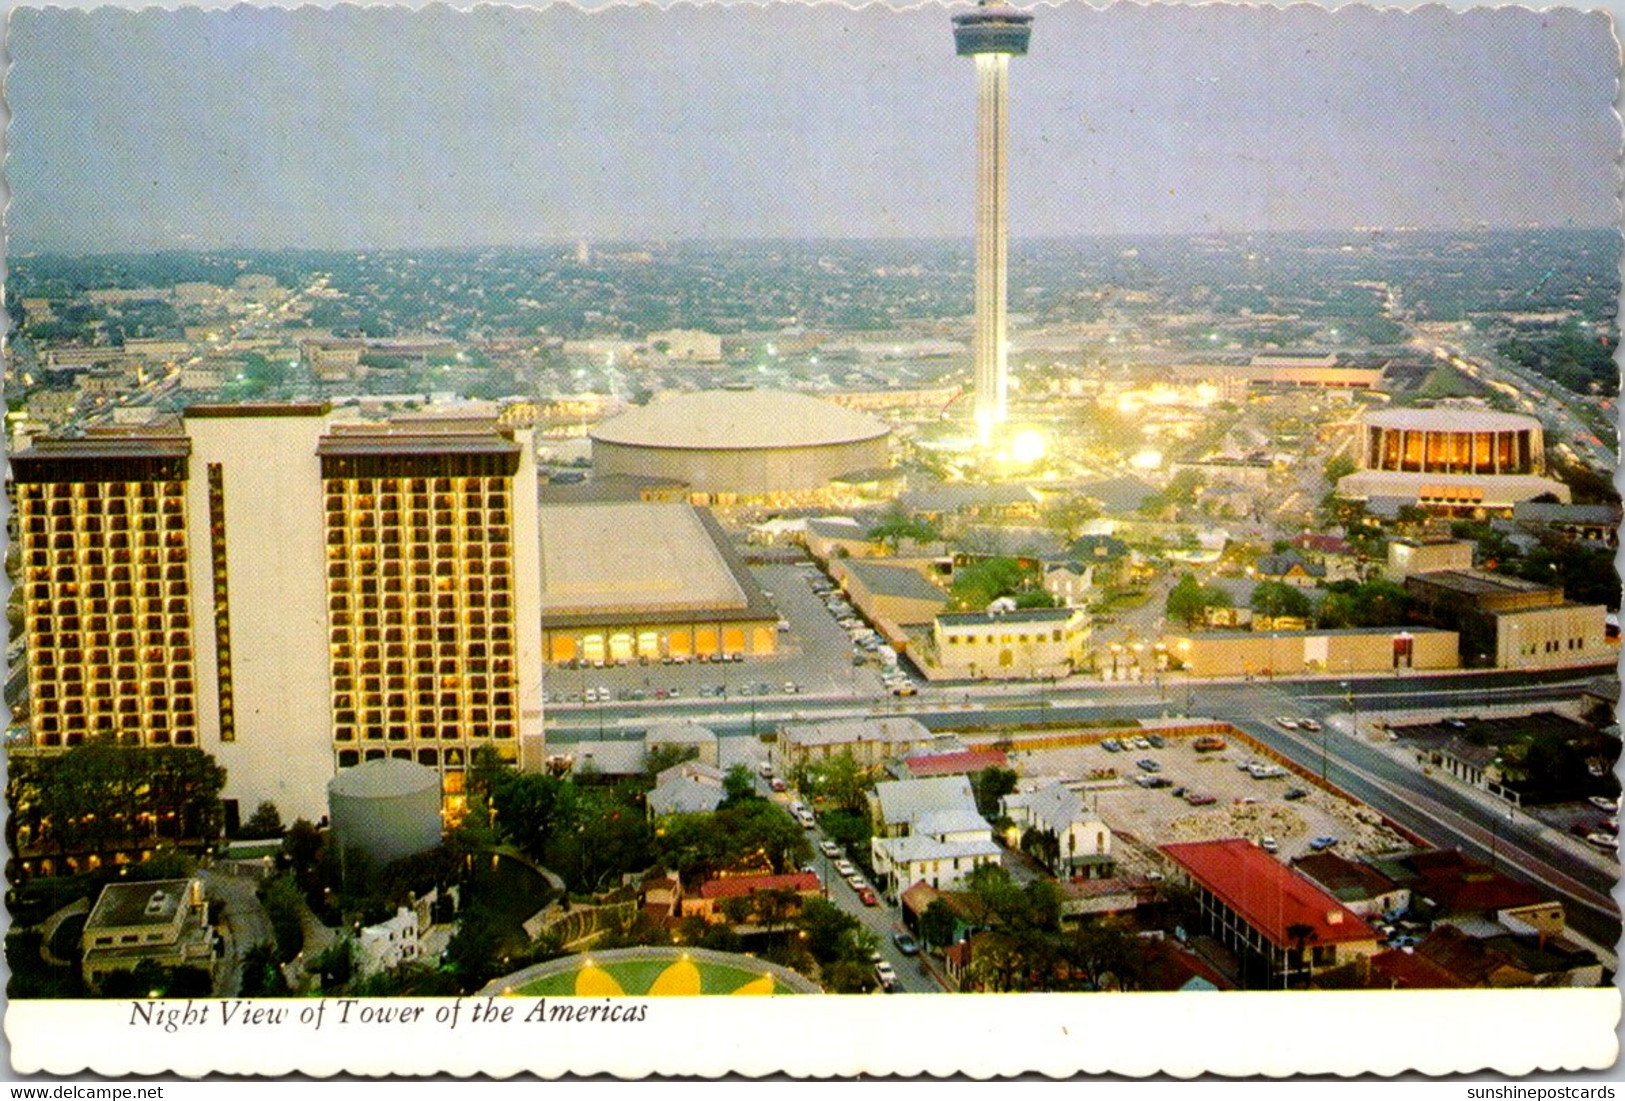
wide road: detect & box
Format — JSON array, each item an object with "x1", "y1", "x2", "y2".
[{"x1": 550, "y1": 664, "x2": 1620, "y2": 945}]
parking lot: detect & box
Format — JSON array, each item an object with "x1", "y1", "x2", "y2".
[
  {"x1": 544, "y1": 562, "x2": 892, "y2": 707},
  {"x1": 1006, "y1": 729, "x2": 1411, "y2": 868}
]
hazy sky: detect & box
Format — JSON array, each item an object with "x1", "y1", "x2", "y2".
[{"x1": 6, "y1": 2, "x2": 1619, "y2": 252}]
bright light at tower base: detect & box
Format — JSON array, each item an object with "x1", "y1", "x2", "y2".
[{"x1": 1010, "y1": 429, "x2": 1046, "y2": 465}]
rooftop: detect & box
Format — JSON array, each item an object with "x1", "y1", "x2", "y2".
[
  {"x1": 539, "y1": 504, "x2": 774, "y2": 624},
  {"x1": 873, "y1": 775, "x2": 979, "y2": 828},
  {"x1": 781, "y1": 716, "x2": 930, "y2": 748},
  {"x1": 1161, "y1": 838, "x2": 1377, "y2": 949},
  {"x1": 1405, "y1": 569, "x2": 1554, "y2": 597},
  {"x1": 938, "y1": 606, "x2": 1080, "y2": 627},
  {"x1": 698, "y1": 872, "x2": 821, "y2": 900},
  {"x1": 839, "y1": 560, "x2": 949, "y2": 605},
  {"x1": 904, "y1": 748, "x2": 1008, "y2": 778},
  {"x1": 85, "y1": 879, "x2": 196, "y2": 931},
  {"x1": 1362, "y1": 407, "x2": 1542, "y2": 433},
  {"x1": 591, "y1": 389, "x2": 889, "y2": 451}
]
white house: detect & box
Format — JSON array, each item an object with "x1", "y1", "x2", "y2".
[
  {"x1": 1000, "y1": 782, "x2": 1113, "y2": 878},
  {"x1": 868, "y1": 776, "x2": 1000, "y2": 896}
]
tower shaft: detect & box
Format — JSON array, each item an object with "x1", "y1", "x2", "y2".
[{"x1": 973, "y1": 52, "x2": 1011, "y2": 438}]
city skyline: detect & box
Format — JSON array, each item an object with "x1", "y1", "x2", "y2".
[{"x1": 6, "y1": 3, "x2": 1618, "y2": 253}]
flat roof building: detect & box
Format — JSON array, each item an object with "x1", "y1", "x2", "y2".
[
  {"x1": 81, "y1": 878, "x2": 215, "y2": 990},
  {"x1": 538, "y1": 502, "x2": 778, "y2": 665}
]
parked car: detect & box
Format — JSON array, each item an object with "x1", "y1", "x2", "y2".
[
  {"x1": 1184, "y1": 792, "x2": 1216, "y2": 806},
  {"x1": 1586, "y1": 832, "x2": 1620, "y2": 851},
  {"x1": 1147, "y1": 734, "x2": 1166, "y2": 749},
  {"x1": 1101, "y1": 738, "x2": 1122, "y2": 753},
  {"x1": 847, "y1": 873, "x2": 868, "y2": 891},
  {"x1": 1260, "y1": 836, "x2": 1279, "y2": 853},
  {"x1": 1309, "y1": 835, "x2": 1339, "y2": 851},
  {"x1": 820, "y1": 840, "x2": 841, "y2": 858},
  {"x1": 1137, "y1": 759, "x2": 1161, "y2": 773},
  {"x1": 874, "y1": 959, "x2": 896, "y2": 986},
  {"x1": 770, "y1": 778, "x2": 787, "y2": 793},
  {"x1": 1298, "y1": 719, "x2": 1322, "y2": 732},
  {"x1": 893, "y1": 932, "x2": 919, "y2": 956},
  {"x1": 859, "y1": 888, "x2": 879, "y2": 907},
  {"x1": 1589, "y1": 796, "x2": 1620, "y2": 811},
  {"x1": 1276, "y1": 717, "x2": 1299, "y2": 730},
  {"x1": 835, "y1": 860, "x2": 857, "y2": 877},
  {"x1": 1283, "y1": 788, "x2": 1309, "y2": 801}
]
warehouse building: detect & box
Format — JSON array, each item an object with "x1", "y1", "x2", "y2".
[{"x1": 538, "y1": 502, "x2": 778, "y2": 665}]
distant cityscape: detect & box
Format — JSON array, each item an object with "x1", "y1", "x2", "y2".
[{"x1": 3, "y1": 0, "x2": 1619, "y2": 1012}]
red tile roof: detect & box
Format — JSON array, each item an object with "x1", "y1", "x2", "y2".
[
  {"x1": 1162, "y1": 838, "x2": 1378, "y2": 950},
  {"x1": 904, "y1": 749, "x2": 1009, "y2": 777},
  {"x1": 1370, "y1": 948, "x2": 1468, "y2": 990},
  {"x1": 697, "y1": 872, "x2": 821, "y2": 900}
]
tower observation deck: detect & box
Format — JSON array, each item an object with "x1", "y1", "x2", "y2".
[{"x1": 953, "y1": 1, "x2": 1033, "y2": 441}]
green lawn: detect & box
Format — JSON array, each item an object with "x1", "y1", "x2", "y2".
[{"x1": 516, "y1": 956, "x2": 791, "y2": 996}]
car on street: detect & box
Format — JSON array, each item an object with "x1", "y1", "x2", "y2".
[
  {"x1": 1298, "y1": 719, "x2": 1322, "y2": 732},
  {"x1": 1184, "y1": 791, "x2": 1216, "y2": 806},
  {"x1": 1586, "y1": 832, "x2": 1620, "y2": 851},
  {"x1": 859, "y1": 888, "x2": 879, "y2": 907},
  {"x1": 1309, "y1": 835, "x2": 1339, "y2": 851},
  {"x1": 893, "y1": 932, "x2": 919, "y2": 955},
  {"x1": 1589, "y1": 796, "x2": 1619, "y2": 811},
  {"x1": 1147, "y1": 734, "x2": 1166, "y2": 749},
  {"x1": 835, "y1": 859, "x2": 857, "y2": 877},
  {"x1": 1137, "y1": 759, "x2": 1161, "y2": 772},
  {"x1": 874, "y1": 959, "x2": 896, "y2": 986},
  {"x1": 847, "y1": 873, "x2": 868, "y2": 890},
  {"x1": 1260, "y1": 836, "x2": 1279, "y2": 853},
  {"x1": 770, "y1": 778, "x2": 787, "y2": 793},
  {"x1": 1276, "y1": 717, "x2": 1299, "y2": 729},
  {"x1": 1101, "y1": 739, "x2": 1122, "y2": 752},
  {"x1": 1283, "y1": 788, "x2": 1309, "y2": 801},
  {"x1": 820, "y1": 841, "x2": 841, "y2": 858}
]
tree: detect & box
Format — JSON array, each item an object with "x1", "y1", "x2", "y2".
[
  {"x1": 240, "y1": 801, "x2": 285, "y2": 841},
  {"x1": 1250, "y1": 580, "x2": 1313, "y2": 620},
  {"x1": 259, "y1": 874, "x2": 307, "y2": 962},
  {"x1": 970, "y1": 766, "x2": 1018, "y2": 820},
  {"x1": 950, "y1": 557, "x2": 1033, "y2": 611},
  {"x1": 1323, "y1": 455, "x2": 1357, "y2": 485},
  {"x1": 644, "y1": 744, "x2": 699, "y2": 780},
  {"x1": 721, "y1": 764, "x2": 759, "y2": 807},
  {"x1": 919, "y1": 899, "x2": 960, "y2": 951},
  {"x1": 806, "y1": 750, "x2": 869, "y2": 814},
  {"x1": 1062, "y1": 918, "x2": 1146, "y2": 992},
  {"x1": 492, "y1": 771, "x2": 580, "y2": 863},
  {"x1": 866, "y1": 505, "x2": 940, "y2": 553},
  {"x1": 1041, "y1": 496, "x2": 1101, "y2": 540},
  {"x1": 1165, "y1": 573, "x2": 1231, "y2": 627}
]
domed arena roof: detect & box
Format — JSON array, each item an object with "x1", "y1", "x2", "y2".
[{"x1": 591, "y1": 389, "x2": 890, "y2": 451}]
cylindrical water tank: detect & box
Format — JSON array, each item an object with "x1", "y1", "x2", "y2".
[{"x1": 327, "y1": 758, "x2": 442, "y2": 867}]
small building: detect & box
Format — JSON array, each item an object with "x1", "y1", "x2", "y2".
[
  {"x1": 1161, "y1": 838, "x2": 1381, "y2": 989},
  {"x1": 646, "y1": 768, "x2": 726, "y2": 819},
  {"x1": 775, "y1": 716, "x2": 933, "y2": 773},
  {"x1": 1289, "y1": 852, "x2": 1411, "y2": 920},
  {"x1": 1386, "y1": 538, "x2": 1475, "y2": 580},
  {"x1": 901, "y1": 748, "x2": 1008, "y2": 780},
  {"x1": 1410, "y1": 924, "x2": 1602, "y2": 989},
  {"x1": 1404, "y1": 569, "x2": 1612, "y2": 670},
  {"x1": 868, "y1": 776, "x2": 1000, "y2": 895},
  {"x1": 1511, "y1": 501, "x2": 1622, "y2": 548},
  {"x1": 1163, "y1": 626, "x2": 1459, "y2": 678},
  {"x1": 804, "y1": 517, "x2": 888, "y2": 562},
  {"x1": 356, "y1": 893, "x2": 436, "y2": 978},
  {"x1": 1253, "y1": 551, "x2": 1326, "y2": 587},
  {"x1": 81, "y1": 879, "x2": 215, "y2": 990},
  {"x1": 684, "y1": 871, "x2": 822, "y2": 925},
  {"x1": 931, "y1": 606, "x2": 1091, "y2": 680},
  {"x1": 644, "y1": 720, "x2": 719, "y2": 768},
  {"x1": 832, "y1": 558, "x2": 950, "y2": 635},
  {"x1": 1041, "y1": 560, "x2": 1095, "y2": 608},
  {"x1": 1000, "y1": 782, "x2": 1113, "y2": 878}
]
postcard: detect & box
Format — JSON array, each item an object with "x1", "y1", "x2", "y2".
[{"x1": 2, "y1": 0, "x2": 1620, "y2": 1080}]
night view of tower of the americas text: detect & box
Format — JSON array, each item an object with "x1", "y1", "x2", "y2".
[{"x1": 954, "y1": 0, "x2": 1032, "y2": 443}]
